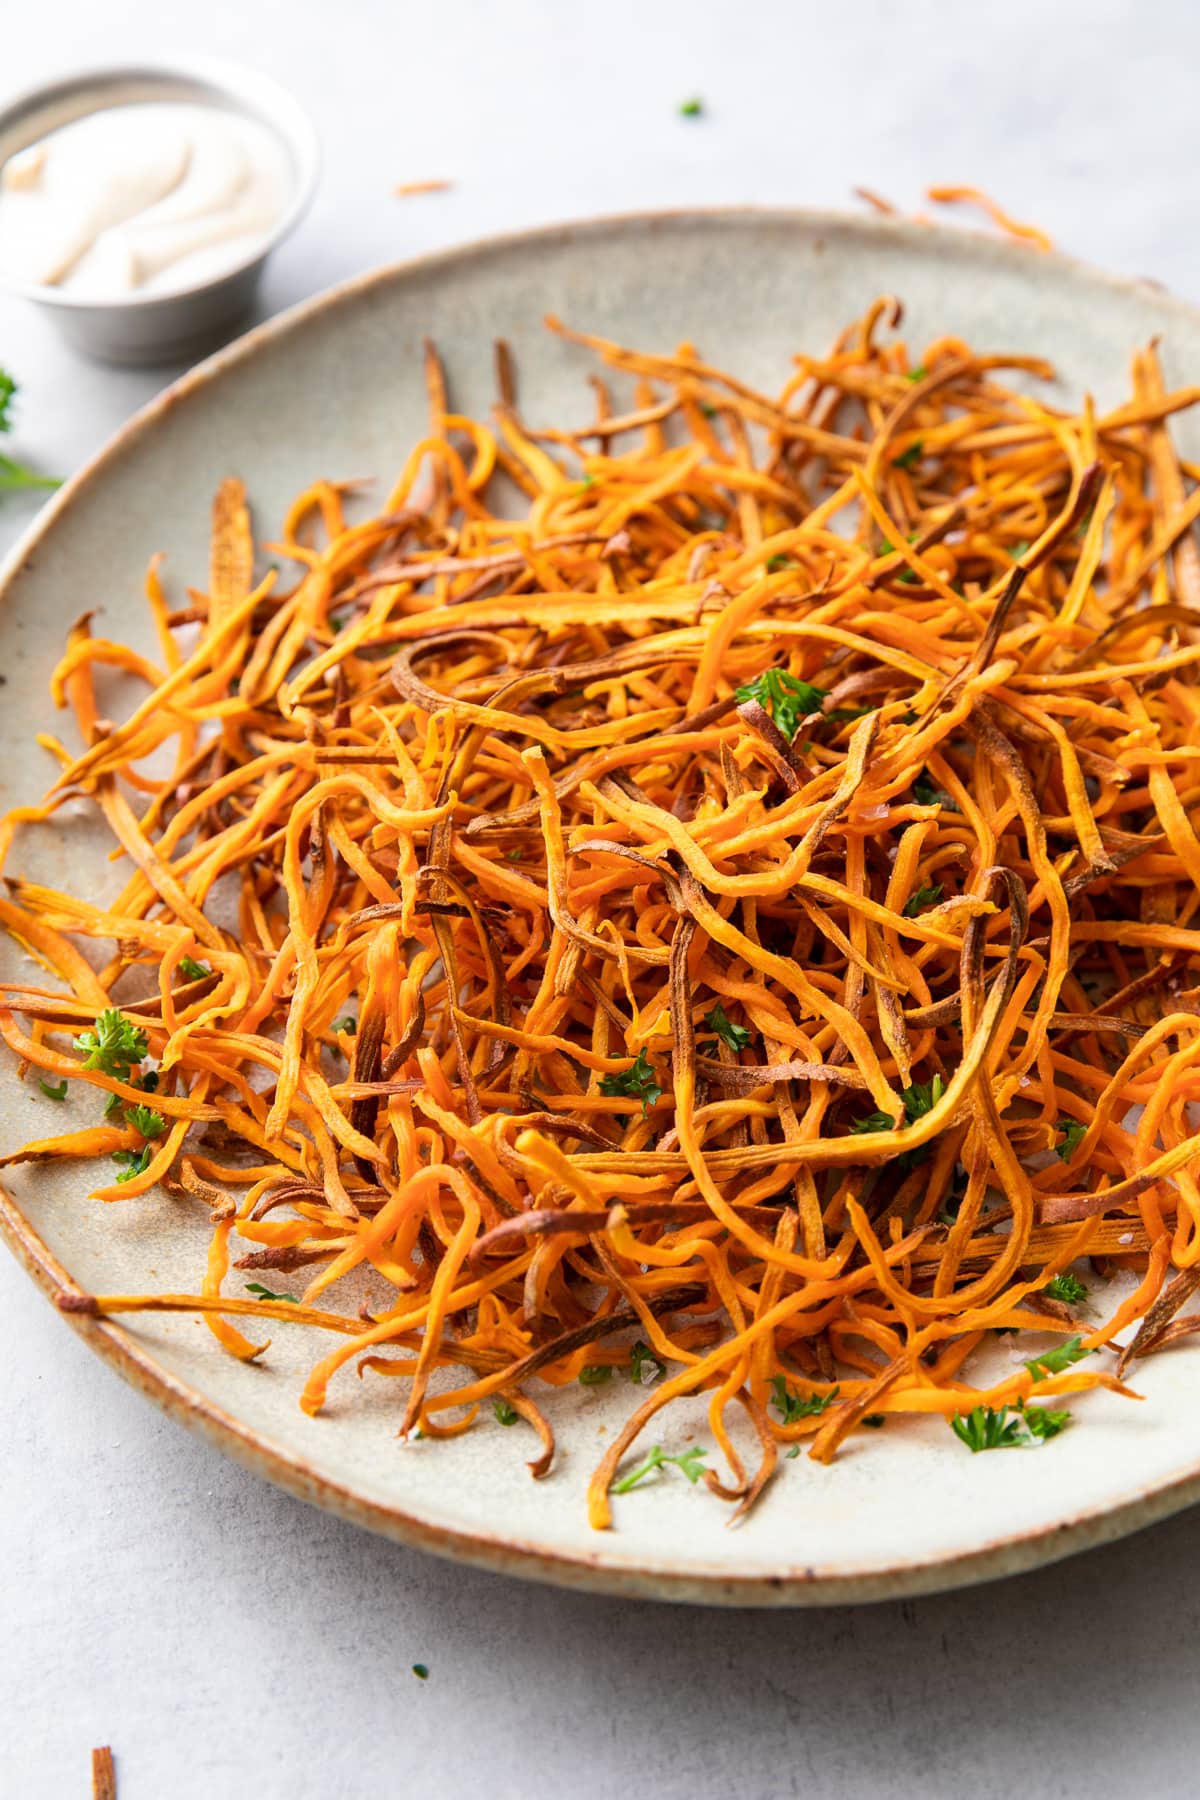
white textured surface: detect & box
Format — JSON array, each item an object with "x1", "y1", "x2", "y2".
[{"x1": 4, "y1": 3, "x2": 1200, "y2": 1795}]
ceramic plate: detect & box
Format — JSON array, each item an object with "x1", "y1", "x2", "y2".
[{"x1": 4, "y1": 210, "x2": 1200, "y2": 1605}]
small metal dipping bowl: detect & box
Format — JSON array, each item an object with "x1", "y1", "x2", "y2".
[{"x1": 0, "y1": 60, "x2": 320, "y2": 364}]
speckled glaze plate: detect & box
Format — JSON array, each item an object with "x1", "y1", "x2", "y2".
[{"x1": 4, "y1": 210, "x2": 1200, "y2": 1605}]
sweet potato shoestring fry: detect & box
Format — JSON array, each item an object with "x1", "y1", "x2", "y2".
[
  {"x1": 394, "y1": 178, "x2": 453, "y2": 198},
  {"x1": 925, "y1": 185, "x2": 1054, "y2": 253},
  {"x1": 8, "y1": 305, "x2": 1200, "y2": 1528},
  {"x1": 854, "y1": 185, "x2": 1053, "y2": 253}
]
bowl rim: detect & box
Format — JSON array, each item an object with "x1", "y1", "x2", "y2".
[
  {"x1": 0, "y1": 55, "x2": 320, "y2": 312},
  {"x1": 4, "y1": 205, "x2": 1200, "y2": 1605}
]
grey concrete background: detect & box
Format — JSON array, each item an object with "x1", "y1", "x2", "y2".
[{"x1": 2, "y1": 4, "x2": 1198, "y2": 1794}]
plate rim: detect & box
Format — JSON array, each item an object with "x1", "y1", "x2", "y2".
[{"x1": 3, "y1": 205, "x2": 1198, "y2": 1605}]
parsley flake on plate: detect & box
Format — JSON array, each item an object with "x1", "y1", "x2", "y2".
[
  {"x1": 1056, "y1": 1119, "x2": 1087, "y2": 1160},
  {"x1": 111, "y1": 1145, "x2": 153, "y2": 1184},
  {"x1": 599, "y1": 1048, "x2": 662, "y2": 1115},
  {"x1": 701, "y1": 1001, "x2": 751, "y2": 1053},
  {"x1": 1043, "y1": 1272, "x2": 1088, "y2": 1305},
  {"x1": 628, "y1": 1339, "x2": 667, "y2": 1384},
  {"x1": 1025, "y1": 1335, "x2": 1090, "y2": 1383},
  {"x1": 125, "y1": 1104, "x2": 166, "y2": 1139},
  {"x1": 903, "y1": 883, "x2": 943, "y2": 917},
  {"x1": 949, "y1": 1405, "x2": 1027, "y2": 1453},
  {"x1": 770, "y1": 1374, "x2": 839, "y2": 1425},
  {"x1": 612, "y1": 1444, "x2": 709, "y2": 1493},
  {"x1": 734, "y1": 667, "x2": 828, "y2": 739},
  {"x1": 74, "y1": 1010, "x2": 148, "y2": 1082}
]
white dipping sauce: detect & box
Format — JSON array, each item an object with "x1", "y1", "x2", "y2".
[{"x1": 0, "y1": 102, "x2": 291, "y2": 297}]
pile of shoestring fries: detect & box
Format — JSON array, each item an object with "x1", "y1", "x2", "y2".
[{"x1": 6, "y1": 295, "x2": 1200, "y2": 1528}]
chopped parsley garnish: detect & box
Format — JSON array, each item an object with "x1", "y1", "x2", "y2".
[
  {"x1": 951, "y1": 1400, "x2": 1072, "y2": 1451},
  {"x1": 678, "y1": 97, "x2": 703, "y2": 117},
  {"x1": 735, "y1": 667, "x2": 828, "y2": 740},
  {"x1": 126, "y1": 1104, "x2": 166, "y2": 1139},
  {"x1": 578, "y1": 1364, "x2": 612, "y2": 1385},
  {"x1": 333, "y1": 1015, "x2": 357, "y2": 1035},
  {"x1": 950, "y1": 1405, "x2": 1028, "y2": 1452},
  {"x1": 412, "y1": 1664, "x2": 429, "y2": 1680},
  {"x1": 628, "y1": 1339, "x2": 667, "y2": 1384},
  {"x1": 892, "y1": 440, "x2": 924, "y2": 470},
  {"x1": 907, "y1": 365, "x2": 928, "y2": 382},
  {"x1": 852, "y1": 1074, "x2": 945, "y2": 1136},
  {"x1": 904, "y1": 1076, "x2": 945, "y2": 1121},
  {"x1": 773, "y1": 1375, "x2": 841, "y2": 1447},
  {"x1": 912, "y1": 771, "x2": 950, "y2": 808},
  {"x1": 701, "y1": 1001, "x2": 751, "y2": 1053},
  {"x1": 862, "y1": 1414, "x2": 887, "y2": 1428},
  {"x1": 106, "y1": 1066, "x2": 158, "y2": 1120},
  {"x1": 178, "y1": 957, "x2": 211, "y2": 981},
  {"x1": 612, "y1": 1443, "x2": 709, "y2": 1492},
  {"x1": 851, "y1": 1076, "x2": 946, "y2": 1175},
  {"x1": 74, "y1": 1010, "x2": 149, "y2": 1083},
  {"x1": 38, "y1": 1078, "x2": 68, "y2": 1101},
  {"x1": 903, "y1": 883, "x2": 943, "y2": 917},
  {"x1": 1043, "y1": 1272, "x2": 1088, "y2": 1305},
  {"x1": 851, "y1": 1109, "x2": 895, "y2": 1135},
  {"x1": 770, "y1": 1375, "x2": 839, "y2": 1424},
  {"x1": 493, "y1": 1398, "x2": 519, "y2": 1426},
  {"x1": 0, "y1": 369, "x2": 59, "y2": 493},
  {"x1": 700, "y1": 402, "x2": 718, "y2": 419},
  {"x1": 1021, "y1": 1402, "x2": 1072, "y2": 1440},
  {"x1": 878, "y1": 535, "x2": 919, "y2": 582},
  {"x1": 766, "y1": 553, "x2": 794, "y2": 571},
  {"x1": 599, "y1": 1048, "x2": 663, "y2": 1115},
  {"x1": 111, "y1": 1144, "x2": 153, "y2": 1183},
  {"x1": 1025, "y1": 1335, "x2": 1089, "y2": 1383},
  {"x1": 1056, "y1": 1119, "x2": 1087, "y2": 1160},
  {"x1": 825, "y1": 704, "x2": 875, "y2": 723},
  {"x1": 245, "y1": 1282, "x2": 299, "y2": 1304}
]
